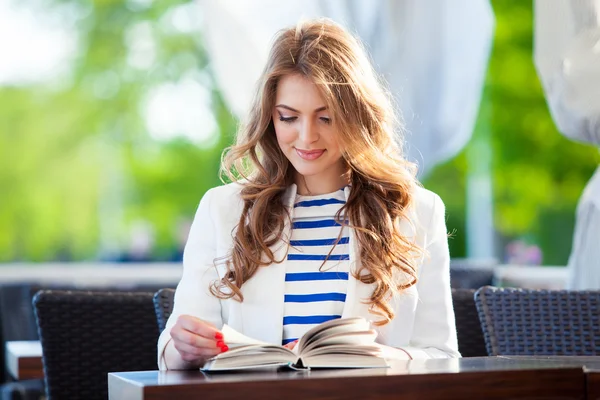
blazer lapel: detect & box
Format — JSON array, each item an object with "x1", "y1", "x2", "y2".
[
  {"x1": 341, "y1": 186, "x2": 377, "y2": 321},
  {"x1": 342, "y1": 195, "x2": 421, "y2": 328},
  {"x1": 237, "y1": 184, "x2": 297, "y2": 344}
]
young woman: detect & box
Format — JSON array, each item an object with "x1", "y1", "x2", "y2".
[{"x1": 158, "y1": 18, "x2": 459, "y2": 370}]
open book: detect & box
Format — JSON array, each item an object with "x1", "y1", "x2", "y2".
[{"x1": 201, "y1": 317, "x2": 389, "y2": 371}]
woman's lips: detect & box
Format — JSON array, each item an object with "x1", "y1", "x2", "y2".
[{"x1": 295, "y1": 148, "x2": 325, "y2": 160}]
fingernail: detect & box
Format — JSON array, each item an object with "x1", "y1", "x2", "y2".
[
  {"x1": 221, "y1": 345, "x2": 229, "y2": 352},
  {"x1": 215, "y1": 332, "x2": 223, "y2": 340},
  {"x1": 216, "y1": 340, "x2": 224, "y2": 347}
]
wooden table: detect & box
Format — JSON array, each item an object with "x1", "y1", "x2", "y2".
[
  {"x1": 108, "y1": 357, "x2": 586, "y2": 400},
  {"x1": 5, "y1": 340, "x2": 44, "y2": 380},
  {"x1": 585, "y1": 364, "x2": 600, "y2": 400},
  {"x1": 499, "y1": 356, "x2": 600, "y2": 400}
]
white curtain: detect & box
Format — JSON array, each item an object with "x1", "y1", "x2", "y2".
[
  {"x1": 200, "y1": 0, "x2": 494, "y2": 176},
  {"x1": 567, "y1": 166, "x2": 600, "y2": 289},
  {"x1": 534, "y1": 0, "x2": 600, "y2": 288}
]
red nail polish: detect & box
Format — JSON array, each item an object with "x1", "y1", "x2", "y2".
[
  {"x1": 216, "y1": 340, "x2": 224, "y2": 347},
  {"x1": 221, "y1": 345, "x2": 229, "y2": 352},
  {"x1": 215, "y1": 332, "x2": 223, "y2": 340}
]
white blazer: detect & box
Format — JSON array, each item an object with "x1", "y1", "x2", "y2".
[{"x1": 157, "y1": 183, "x2": 460, "y2": 369}]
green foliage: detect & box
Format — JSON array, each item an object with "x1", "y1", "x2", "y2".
[
  {"x1": 1, "y1": 0, "x2": 598, "y2": 264},
  {"x1": 0, "y1": 0, "x2": 236, "y2": 261},
  {"x1": 423, "y1": 0, "x2": 599, "y2": 264}
]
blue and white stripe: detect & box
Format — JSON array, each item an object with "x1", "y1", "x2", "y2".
[{"x1": 282, "y1": 188, "x2": 350, "y2": 345}]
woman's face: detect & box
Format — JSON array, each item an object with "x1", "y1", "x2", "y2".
[{"x1": 272, "y1": 74, "x2": 346, "y2": 194}]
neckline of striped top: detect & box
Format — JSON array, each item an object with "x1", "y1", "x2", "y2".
[{"x1": 294, "y1": 186, "x2": 347, "y2": 208}]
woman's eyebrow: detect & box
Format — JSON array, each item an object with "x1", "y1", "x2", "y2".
[{"x1": 275, "y1": 104, "x2": 328, "y2": 113}]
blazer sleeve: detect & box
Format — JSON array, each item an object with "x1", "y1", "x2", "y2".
[
  {"x1": 157, "y1": 188, "x2": 224, "y2": 369},
  {"x1": 401, "y1": 193, "x2": 461, "y2": 359}
]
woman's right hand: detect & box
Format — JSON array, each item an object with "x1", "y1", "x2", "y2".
[{"x1": 169, "y1": 315, "x2": 228, "y2": 366}]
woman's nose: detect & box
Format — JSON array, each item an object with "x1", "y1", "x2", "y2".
[{"x1": 299, "y1": 120, "x2": 319, "y2": 143}]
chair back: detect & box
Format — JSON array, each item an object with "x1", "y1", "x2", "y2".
[
  {"x1": 451, "y1": 288, "x2": 487, "y2": 357},
  {"x1": 153, "y1": 288, "x2": 175, "y2": 333},
  {"x1": 450, "y1": 266, "x2": 494, "y2": 289},
  {"x1": 474, "y1": 286, "x2": 600, "y2": 356},
  {"x1": 33, "y1": 290, "x2": 159, "y2": 400}
]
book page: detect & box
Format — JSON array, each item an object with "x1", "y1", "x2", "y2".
[
  {"x1": 201, "y1": 328, "x2": 297, "y2": 371},
  {"x1": 301, "y1": 330, "x2": 378, "y2": 354},
  {"x1": 203, "y1": 353, "x2": 293, "y2": 371},
  {"x1": 301, "y1": 344, "x2": 388, "y2": 369},
  {"x1": 221, "y1": 324, "x2": 268, "y2": 347},
  {"x1": 212, "y1": 344, "x2": 294, "y2": 360},
  {"x1": 301, "y1": 353, "x2": 388, "y2": 369},
  {"x1": 297, "y1": 317, "x2": 370, "y2": 352},
  {"x1": 302, "y1": 344, "x2": 383, "y2": 358},
  {"x1": 202, "y1": 344, "x2": 296, "y2": 371}
]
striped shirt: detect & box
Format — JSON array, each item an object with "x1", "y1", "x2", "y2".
[{"x1": 282, "y1": 188, "x2": 350, "y2": 345}]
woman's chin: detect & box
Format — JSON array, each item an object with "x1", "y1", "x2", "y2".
[{"x1": 292, "y1": 166, "x2": 323, "y2": 178}]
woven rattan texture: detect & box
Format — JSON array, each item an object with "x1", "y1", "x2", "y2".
[
  {"x1": 153, "y1": 288, "x2": 175, "y2": 333},
  {"x1": 474, "y1": 286, "x2": 600, "y2": 356},
  {"x1": 33, "y1": 290, "x2": 159, "y2": 400},
  {"x1": 452, "y1": 288, "x2": 487, "y2": 357}
]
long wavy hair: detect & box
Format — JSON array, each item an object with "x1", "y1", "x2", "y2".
[{"x1": 213, "y1": 18, "x2": 423, "y2": 325}]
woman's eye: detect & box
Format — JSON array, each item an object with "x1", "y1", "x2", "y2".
[
  {"x1": 279, "y1": 116, "x2": 297, "y2": 123},
  {"x1": 320, "y1": 117, "x2": 331, "y2": 124}
]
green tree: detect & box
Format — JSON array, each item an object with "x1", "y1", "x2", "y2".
[
  {"x1": 424, "y1": 0, "x2": 599, "y2": 265},
  {"x1": 1, "y1": 0, "x2": 597, "y2": 265},
  {"x1": 0, "y1": 0, "x2": 235, "y2": 261}
]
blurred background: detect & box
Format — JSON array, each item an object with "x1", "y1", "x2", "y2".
[{"x1": 0, "y1": 0, "x2": 598, "y2": 283}]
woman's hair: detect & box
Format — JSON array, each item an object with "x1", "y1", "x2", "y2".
[{"x1": 213, "y1": 18, "x2": 422, "y2": 325}]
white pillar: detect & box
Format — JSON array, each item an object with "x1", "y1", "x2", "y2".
[{"x1": 466, "y1": 100, "x2": 496, "y2": 262}]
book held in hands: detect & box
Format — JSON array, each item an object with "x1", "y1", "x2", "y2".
[{"x1": 201, "y1": 317, "x2": 389, "y2": 371}]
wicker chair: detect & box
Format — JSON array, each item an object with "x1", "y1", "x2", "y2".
[
  {"x1": 451, "y1": 288, "x2": 487, "y2": 357},
  {"x1": 153, "y1": 288, "x2": 175, "y2": 333},
  {"x1": 33, "y1": 290, "x2": 159, "y2": 400},
  {"x1": 474, "y1": 286, "x2": 600, "y2": 356},
  {"x1": 449, "y1": 265, "x2": 495, "y2": 289}
]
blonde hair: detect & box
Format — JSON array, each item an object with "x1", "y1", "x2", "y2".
[{"x1": 213, "y1": 18, "x2": 422, "y2": 325}]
